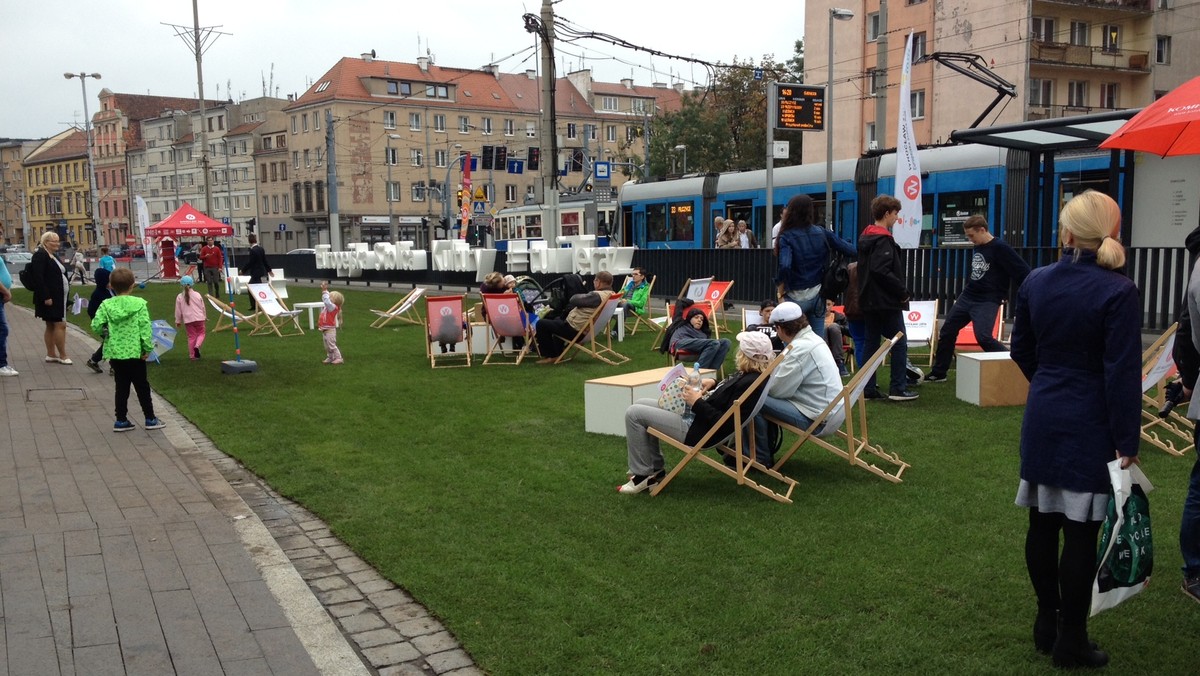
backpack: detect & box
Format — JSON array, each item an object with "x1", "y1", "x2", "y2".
[
  {"x1": 821, "y1": 234, "x2": 851, "y2": 301},
  {"x1": 18, "y1": 264, "x2": 32, "y2": 290}
]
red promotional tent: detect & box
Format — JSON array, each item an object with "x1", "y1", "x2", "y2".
[
  {"x1": 1099, "y1": 76, "x2": 1200, "y2": 157},
  {"x1": 145, "y1": 203, "x2": 234, "y2": 237}
]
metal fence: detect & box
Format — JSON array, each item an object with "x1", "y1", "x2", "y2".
[{"x1": 282, "y1": 245, "x2": 1191, "y2": 331}]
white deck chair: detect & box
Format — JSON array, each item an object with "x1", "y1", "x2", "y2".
[
  {"x1": 1140, "y1": 323, "x2": 1194, "y2": 456},
  {"x1": 247, "y1": 283, "x2": 304, "y2": 337},
  {"x1": 902, "y1": 300, "x2": 938, "y2": 368},
  {"x1": 207, "y1": 294, "x2": 262, "y2": 333},
  {"x1": 554, "y1": 296, "x2": 630, "y2": 365},
  {"x1": 370, "y1": 287, "x2": 426, "y2": 328}
]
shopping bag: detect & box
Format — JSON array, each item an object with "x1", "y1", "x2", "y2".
[
  {"x1": 657, "y1": 377, "x2": 691, "y2": 416},
  {"x1": 71, "y1": 293, "x2": 84, "y2": 315},
  {"x1": 1090, "y1": 460, "x2": 1154, "y2": 616}
]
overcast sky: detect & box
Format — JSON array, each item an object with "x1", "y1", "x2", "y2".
[{"x1": 1, "y1": 0, "x2": 807, "y2": 140}]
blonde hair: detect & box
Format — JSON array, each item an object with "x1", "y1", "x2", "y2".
[
  {"x1": 40, "y1": 231, "x2": 59, "y2": 245},
  {"x1": 735, "y1": 351, "x2": 771, "y2": 374},
  {"x1": 1059, "y1": 190, "x2": 1125, "y2": 270},
  {"x1": 483, "y1": 271, "x2": 503, "y2": 288},
  {"x1": 328, "y1": 291, "x2": 345, "y2": 307}
]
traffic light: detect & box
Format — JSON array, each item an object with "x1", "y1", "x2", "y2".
[
  {"x1": 495, "y1": 146, "x2": 508, "y2": 170},
  {"x1": 456, "y1": 189, "x2": 464, "y2": 208},
  {"x1": 584, "y1": 183, "x2": 592, "y2": 192},
  {"x1": 528, "y1": 147, "x2": 540, "y2": 171},
  {"x1": 246, "y1": 217, "x2": 256, "y2": 232},
  {"x1": 481, "y1": 145, "x2": 494, "y2": 170}
]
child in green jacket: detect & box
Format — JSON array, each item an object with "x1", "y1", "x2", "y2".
[{"x1": 91, "y1": 268, "x2": 164, "y2": 432}]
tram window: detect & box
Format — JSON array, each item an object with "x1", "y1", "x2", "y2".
[
  {"x1": 524, "y1": 214, "x2": 542, "y2": 239},
  {"x1": 669, "y1": 201, "x2": 695, "y2": 242},
  {"x1": 647, "y1": 204, "x2": 668, "y2": 242},
  {"x1": 937, "y1": 191, "x2": 987, "y2": 246},
  {"x1": 561, "y1": 211, "x2": 580, "y2": 236}
]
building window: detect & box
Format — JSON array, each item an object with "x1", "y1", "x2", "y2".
[
  {"x1": 1069, "y1": 21, "x2": 1088, "y2": 47},
  {"x1": 1156, "y1": 35, "x2": 1172, "y2": 64},
  {"x1": 1067, "y1": 80, "x2": 1088, "y2": 108},
  {"x1": 1102, "y1": 24, "x2": 1120, "y2": 53},
  {"x1": 481, "y1": 117, "x2": 493, "y2": 135},
  {"x1": 301, "y1": 114, "x2": 308, "y2": 132},
  {"x1": 410, "y1": 149, "x2": 423, "y2": 167},
  {"x1": 411, "y1": 182, "x2": 426, "y2": 202},
  {"x1": 868, "y1": 68, "x2": 886, "y2": 96},
  {"x1": 303, "y1": 149, "x2": 311, "y2": 167},
  {"x1": 313, "y1": 112, "x2": 320, "y2": 131},
  {"x1": 385, "y1": 147, "x2": 398, "y2": 165},
  {"x1": 504, "y1": 119, "x2": 514, "y2": 136},
  {"x1": 867, "y1": 12, "x2": 881, "y2": 41},
  {"x1": 1100, "y1": 82, "x2": 1119, "y2": 109},
  {"x1": 386, "y1": 182, "x2": 401, "y2": 202},
  {"x1": 384, "y1": 111, "x2": 396, "y2": 129},
  {"x1": 505, "y1": 184, "x2": 517, "y2": 203},
  {"x1": 602, "y1": 96, "x2": 618, "y2": 111},
  {"x1": 387, "y1": 80, "x2": 399, "y2": 95},
  {"x1": 866, "y1": 122, "x2": 877, "y2": 149},
  {"x1": 293, "y1": 150, "x2": 299, "y2": 168},
  {"x1": 566, "y1": 123, "x2": 577, "y2": 139},
  {"x1": 435, "y1": 149, "x2": 448, "y2": 168},
  {"x1": 1032, "y1": 17, "x2": 1056, "y2": 43},
  {"x1": 425, "y1": 85, "x2": 449, "y2": 99},
  {"x1": 262, "y1": 196, "x2": 270, "y2": 212},
  {"x1": 410, "y1": 112, "x2": 421, "y2": 130},
  {"x1": 526, "y1": 121, "x2": 537, "y2": 138},
  {"x1": 1030, "y1": 78, "x2": 1053, "y2": 106},
  {"x1": 911, "y1": 90, "x2": 926, "y2": 119},
  {"x1": 458, "y1": 116, "x2": 470, "y2": 133},
  {"x1": 315, "y1": 182, "x2": 325, "y2": 212},
  {"x1": 911, "y1": 32, "x2": 927, "y2": 61},
  {"x1": 434, "y1": 114, "x2": 446, "y2": 132},
  {"x1": 1159, "y1": 0, "x2": 1169, "y2": 7},
  {"x1": 606, "y1": 125, "x2": 617, "y2": 142},
  {"x1": 585, "y1": 124, "x2": 597, "y2": 141}
]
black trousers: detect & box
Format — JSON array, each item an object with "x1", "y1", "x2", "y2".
[
  {"x1": 111, "y1": 358, "x2": 155, "y2": 422},
  {"x1": 1025, "y1": 508, "x2": 1102, "y2": 628}
]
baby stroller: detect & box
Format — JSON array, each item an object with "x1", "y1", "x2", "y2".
[{"x1": 519, "y1": 273, "x2": 586, "y2": 321}]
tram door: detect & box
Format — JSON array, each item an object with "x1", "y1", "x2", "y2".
[{"x1": 726, "y1": 200, "x2": 754, "y2": 241}]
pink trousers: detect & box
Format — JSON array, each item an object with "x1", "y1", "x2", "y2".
[
  {"x1": 322, "y1": 328, "x2": 342, "y2": 362},
  {"x1": 185, "y1": 321, "x2": 206, "y2": 358}
]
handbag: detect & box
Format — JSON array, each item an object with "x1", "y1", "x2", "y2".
[
  {"x1": 821, "y1": 235, "x2": 850, "y2": 300},
  {"x1": 1090, "y1": 460, "x2": 1154, "y2": 616}
]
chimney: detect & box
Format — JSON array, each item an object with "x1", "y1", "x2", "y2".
[
  {"x1": 672, "y1": 82, "x2": 685, "y2": 94},
  {"x1": 418, "y1": 56, "x2": 431, "y2": 72},
  {"x1": 653, "y1": 82, "x2": 667, "y2": 89},
  {"x1": 526, "y1": 69, "x2": 537, "y2": 80},
  {"x1": 287, "y1": 94, "x2": 294, "y2": 102},
  {"x1": 361, "y1": 52, "x2": 374, "y2": 62},
  {"x1": 621, "y1": 78, "x2": 634, "y2": 90}
]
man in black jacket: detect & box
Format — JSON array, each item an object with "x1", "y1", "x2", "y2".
[
  {"x1": 857, "y1": 195, "x2": 918, "y2": 401},
  {"x1": 239, "y1": 234, "x2": 272, "y2": 311}
]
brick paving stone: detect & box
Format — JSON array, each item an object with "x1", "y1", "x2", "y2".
[
  {"x1": 326, "y1": 600, "x2": 372, "y2": 618},
  {"x1": 315, "y1": 586, "x2": 365, "y2": 605},
  {"x1": 335, "y1": 556, "x2": 372, "y2": 574},
  {"x1": 357, "y1": 578, "x2": 395, "y2": 595},
  {"x1": 351, "y1": 627, "x2": 403, "y2": 649},
  {"x1": 309, "y1": 575, "x2": 350, "y2": 592},
  {"x1": 396, "y1": 616, "x2": 443, "y2": 639},
  {"x1": 426, "y1": 649, "x2": 474, "y2": 674},
  {"x1": 381, "y1": 602, "x2": 430, "y2": 625},
  {"x1": 285, "y1": 546, "x2": 321, "y2": 559},
  {"x1": 368, "y1": 588, "x2": 414, "y2": 609},
  {"x1": 339, "y1": 611, "x2": 387, "y2": 634},
  {"x1": 362, "y1": 641, "x2": 422, "y2": 668},
  {"x1": 412, "y1": 631, "x2": 460, "y2": 655},
  {"x1": 324, "y1": 544, "x2": 355, "y2": 559},
  {"x1": 379, "y1": 663, "x2": 430, "y2": 676}
]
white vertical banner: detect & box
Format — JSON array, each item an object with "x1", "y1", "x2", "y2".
[
  {"x1": 135, "y1": 195, "x2": 156, "y2": 262},
  {"x1": 893, "y1": 31, "x2": 923, "y2": 249}
]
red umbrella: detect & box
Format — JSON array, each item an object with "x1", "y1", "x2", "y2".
[{"x1": 1100, "y1": 76, "x2": 1200, "y2": 157}]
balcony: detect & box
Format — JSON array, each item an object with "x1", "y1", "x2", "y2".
[
  {"x1": 1027, "y1": 103, "x2": 1131, "y2": 121},
  {"x1": 1035, "y1": 0, "x2": 1151, "y2": 11},
  {"x1": 1031, "y1": 41, "x2": 1150, "y2": 71}
]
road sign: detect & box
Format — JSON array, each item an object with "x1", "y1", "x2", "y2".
[
  {"x1": 594, "y1": 161, "x2": 611, "y2": 180},
  {"x1": 774, "y1": 83, "x2": 825, "y2": 131},
  {"x1": 472, "y1": 201, "x2": 487, "y2": 215},
  {"x1": 507, "y1": 159, "x2": 524, "y2": 174},
  {"x1": 221, "y1": 217, "x2": 231, "y2": 224},
  {"x1": 773, "y1": 141, "x2": 790, "y2": 159},
  {"x1": 278, "y1": 223, "x2": 286, "y2": 232},
  {"x1": 473, "y1": 187, "x2": 486, "y2": 200}
]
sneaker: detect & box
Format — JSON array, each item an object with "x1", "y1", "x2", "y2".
[
  {"x1": 193, "y1": 348, "x2": 201, "y2": 359},
  {"x1": 330, "y1": 359, "x2": 344, "y2": 365},
  {"x1": 888, "y1": 388, "x2": 920, "y2": 401},
  {"x1": 0, "y1": 365, "x2": 18, "y2": 377},
  {"x1": 617, "y1": 472, "x2": 665, "y2": 495},
  {"x1": 924, "y1": 373, "x2": 948, "y2": 383},
  {"x1": 838, "y1": 364, "x2": 850, "y2": 377},
  {"x1": 144, "y1": 418, "x2": 165, "y2": 430},
  {"x1": 86, "y1": 360, "x2": 102, "y2": 374},
  {"x1": 322, "y1": 357, "x2": 332, "y2": 364},
  {"x1": 1184, "y1": 576, "x2": 1200, "y2": 604},
  {"x1": 113, "y1": 420, "x2": 136, "y2": 433},
  {"x1": 863, "y1": 389, "x2": 887, "y2": 400}
]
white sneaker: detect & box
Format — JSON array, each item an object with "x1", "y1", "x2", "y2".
[{"x1": 0, "y1": 365, "x2": 18, "y2": 377}]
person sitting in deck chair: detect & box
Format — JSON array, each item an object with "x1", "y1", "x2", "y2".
[
  {"x1": 670, "y1": 307, "x2": 730, "y2": 371},
  {"x1": 534, "y1": 271, "x2": 614, "y2": 364}
]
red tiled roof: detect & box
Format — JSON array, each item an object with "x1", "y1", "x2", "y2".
[
  {"x1": 228, "y1": 121, "x2": 263, "y2": 136},
  {"x1": 106, "y1": 93, "x2": 225, "y2": 122},
  {"x1": 25, "y1": 130, "x2": 88, "y2": 164}
]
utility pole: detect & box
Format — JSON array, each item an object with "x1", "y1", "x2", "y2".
[
  {"x1": 193, "y1": 0, "x2": 212, "y2": 217},
  {"x1": 326, "y1": 109, "x2": 340, "y2": 250},
  {"x1": 538, "y1": 0, "x2": 560, "y2": 244},
  {"x1": 875, "y1": 1, "x2": 889, "y2": 156}
]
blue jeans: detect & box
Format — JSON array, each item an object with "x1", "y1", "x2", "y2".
[
  {"x1": 749, "y1": 396, "x2": 823, "y2": 467},
  {"x1": 863, "y1": 309, "x2": 909, "y2": 393},
  {"x1": 673, "y1": 338, "x2": 730, "y2": 370},
  {"x1": 930, "y1": 297, "x2": 1004, "y2": 376},
  {"x1": 848, "y1": 319, "x2": 867, "y2": 368},
  {"x1": 1183, "y1": 426, "x2": 1200, "y2": 578},
  {"x1": 0, "y1": 299, "x2": 8, "y2": 367},
  {"x1": 785, "y1": 290, "x2": 825, "y2": 338}
]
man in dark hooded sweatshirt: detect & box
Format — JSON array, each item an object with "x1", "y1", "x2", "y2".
[
  {"x1": 857, "y1": 195, "x2": 918, "y2": 401},
  {"x1": 1170, "y1": 223, "x2": 1200, "y2": 604}
]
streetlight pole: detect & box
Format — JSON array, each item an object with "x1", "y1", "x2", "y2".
[
  {"x1": 221, "y1": 138, "x2": 233, "y2": 232},
  {"x1": 64, "y1": 71, "x2": 104, "y2": 247},
  {"x1": 674, "y1": 144, "x2": 687, "y2": 173},
  {"x1": 827, "y1": 8, "x2": 855, "y2": 229},
  {"x1": 386, "y1": 134, "x2": 400, "y2": 242}
]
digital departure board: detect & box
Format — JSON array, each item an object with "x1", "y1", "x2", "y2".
[{"x1": 775, "y1": 83, "x2": 825, "y2": 131}]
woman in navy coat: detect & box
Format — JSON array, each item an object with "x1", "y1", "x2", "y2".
[{"x1": 1009, "y1": 190, "x2": 1141, "y2": 669}]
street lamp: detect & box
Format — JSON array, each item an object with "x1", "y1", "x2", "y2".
[
  {"x1": 674, "y1": 144, "x2": 688, "y2": 174},
  {"x1": 386, "y1": 133, "x2": 401, "y2": 242},
  {"x1": 826, "y1": 8, "x2": 854, "y2": 229},
  {"x1": 64, "y1": 71, "x2": 104, "y2": 247}
]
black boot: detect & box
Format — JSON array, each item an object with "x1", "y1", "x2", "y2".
[
  {"x1": 1033, "y1": 608, "x2": 1057, "y2": 654},
  {"x1": 1052, "y1": 620, "x2": 1108, "y2": 669}
]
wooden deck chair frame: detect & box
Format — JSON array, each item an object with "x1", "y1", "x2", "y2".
[
  {"x1": 767, "y1": 332, "x2": 911, "y2": 483},
  {"x1": 370, "y1": 287, "x2": 426, "y2": 328},
  {"x1": 247, "y1": 283, "x2": 305, "y2": 337},
  {"x1": 625, "y1": 274, "x2": 660, "y2": 336},
  {"x1": 554, "y1": 296, "x2": 630, "y2": 365},
  {"x1": 900, "y1": 299, "x2": 939, "y2": 368},
  {"x1": 703, "y1": 280, "x2": 735, "y2": 333},
  {"x1": 481, "y1": 293, "x2": 536, "y2": 365},
  {"x1": 1140, "y1": 323, "x2": 1194, "y2": 456},
  {"x1": 647, "y1": 351, "x2": 798, "y2": 503},
  {"x1": 425, "y1": 295, "x2": 472, "y2": 368},
  {"x1": 206, "y1": 294, "x2": 261, "y2": 333}
]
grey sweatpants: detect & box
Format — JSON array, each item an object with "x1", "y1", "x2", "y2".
[{"x1": 624, "y1": 398, "x2": 691, "y2": 477}]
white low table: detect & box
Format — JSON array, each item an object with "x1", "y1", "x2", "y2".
[
  {"x1": 293, "y1": 301, "x2": 325, "y2": 330},
  {"x1": 956, "y1": 351, "x2": 1029, "y2": 407},
  {"x1": 585, "y1": 366, "x2": 715, "y2": 436}
]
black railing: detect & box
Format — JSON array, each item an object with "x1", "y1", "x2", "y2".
[{"x1": 282, "y1": 245, "x2": 1191, "y2": 331}]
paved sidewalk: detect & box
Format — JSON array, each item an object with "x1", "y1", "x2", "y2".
[{"x1": 0, "y1": 305, "x2": 480, "y2": 676}]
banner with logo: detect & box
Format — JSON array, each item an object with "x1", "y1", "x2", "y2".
[
  {"x1": 893, "y1": 31, "x2": 923, "y2": 249},
  {"x1": 135, "y1": 195, "x2": 156, "y2": 262}
]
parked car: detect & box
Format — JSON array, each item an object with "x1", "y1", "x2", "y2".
[
  {"x1": 129, "y1": 245, "x2": 145, "y2": 259},
  {"x1": 108, "y1": 245, "x2": 129, "y2": 258},
  {"x1": 2, "y1": 251, "x2": 33, "y2": 284},
  {"x1": 286, "y1": 248, "x2": 316, "y2": 255}
]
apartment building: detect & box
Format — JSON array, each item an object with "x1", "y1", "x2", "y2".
[
  {"x1": 281, "y1": 53, "x2": 681, "y2": 248},
  {"x1": 0, "y1": 139, "x2": 38, "y2": 247},
  {"x1": 252, "y1": 117, "x2": 302, "y2": 252},
  {"x1": 23, "y1": 130, "x2": 92, "y2": 246},
  {"x1": 804, "y1": 0, "x2": 1196, "y2": 163}
]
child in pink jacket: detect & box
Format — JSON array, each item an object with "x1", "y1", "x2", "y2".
[
  {"x1": 174, "y1": 275, "x2": 208, "y2": 360},
  {"x1": 318, "y1": 281, "x2": 344, "y2": 364}
]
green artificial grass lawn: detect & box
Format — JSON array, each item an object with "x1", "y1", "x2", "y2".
[{"x1": 18, "y1": 282, "x2": 1199, "y2": 674}]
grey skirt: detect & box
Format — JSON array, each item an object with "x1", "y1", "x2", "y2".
[{"x1": 1015, "y1": 480, "x2": 1107, "y2": 523}]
